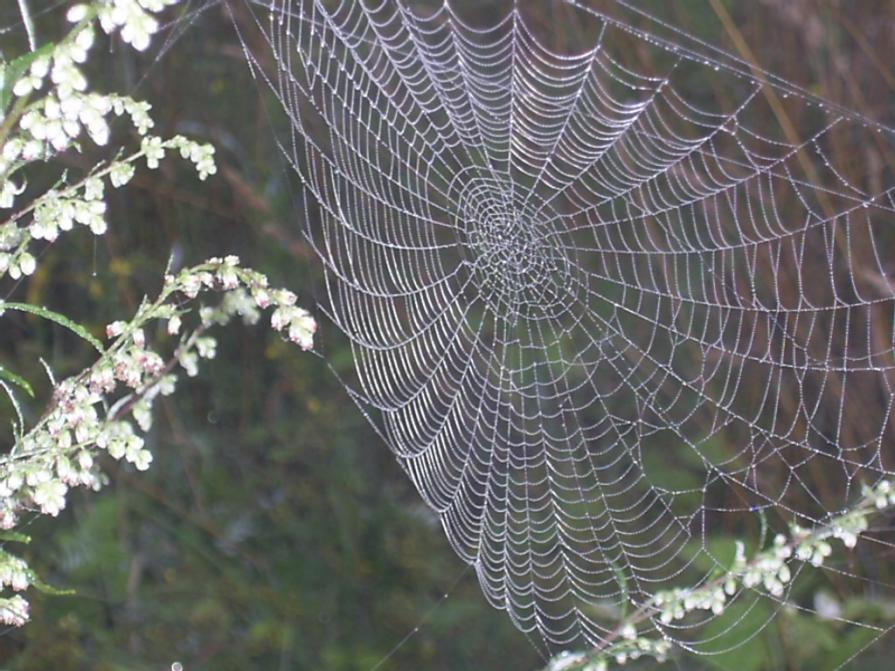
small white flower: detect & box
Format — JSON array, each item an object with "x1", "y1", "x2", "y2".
[
  {"x1": 121, "y1": 9, "x2": 159, "y2": 51},
  {"x1": 180, "y1": 273, "x2": 202, "y2": 298},
  {"x1": 66, "y1": 4, "x2": 90, "y2": 22},
  {"x1": 138, "y1": 350, "x2": 164, "y2": 375},
  {"x1": 132, "y1": 328, "x2": 146, "y2": 348},
  {"x1": 60, "y1": 94, "x2": 84, "y2": 120},
  {"x1": 133, "y1": 449, "x2": 153, "y2": 471},
  {"x1": 51, "y1": 60, "x2": 88, "y2": 96},
  {"x1": 12, "y1": 57, "x2": 49, "y2": 97},
  {"x1": 196, "y1": 336, "x2": 217, "y2": 359},
  {"x1": 287, "y1": 308, "x2": 317, "y2": 351},
  {"x1": 2, "y1": 140, "x2": 23, "y2": 162},
  {"x1": 271, "y1": 306, "x2": 290, "y2": 331},
  {"x1": 84, "y1": 177, "x2": 105, "y2": 201},
  {"x1": 88, "y1": 212, "x2": 108, "y2": 235},
  {"x1": 87, "y1": 118, "x2": 110, "y2": 146},
  {"x1": 141, "y1": 135, "x2": 165, "y2": 168},
  {"x1": 32, "y1": 480, "x2": 68, "y2": 516},
  {"x1": 0, "y1": 509, "x2": 17, "y2": 530},
  {"x1": 109, "y1": 162, "x2": 135, "y2": 187},
  {"x1": 179, "y1": 350, "x2": 198, "y2": 377},
  {"x1": 276, "y1": 289, "x2": 297, "y2": 306},
  {"x1": 132, "y1": 400, "x2": 153, "y2": 432},
  {"x1": 158, "y1": 374, "x2": 177, "y2": 396},
  {"x1": 253, "y1": 288, "x2": 271, "y2": 308},
  {"x1": 778, "y1": 563, "x2": 791, "y2": 583},
  {"x1": 74, "y1": 27, "x2": 96, "y2": 55},
  {"x1": 123, "y1": 99, "x2": 154, "y2": 134},
  {"x1": 218, "y1": 265, "x2": 239, "y2": 290},
  {"x1": 106, "y1": 321, "x2": 126, "y2": 338},
  {"x1": 22, "y1": 140, "x2": 44, "y2": 161},
  {"x1": 0, "y1": 180, "x2": 25, "y2": 209},
  {"x1": 18, "y1": 253, "x2": 36, "y2": 276},
  {"x1": 9, "y1": 568, "x2": 29, "y2": 592},
  {"x1": 77, "y1": 451, "x2": 94, "y2": 471}
]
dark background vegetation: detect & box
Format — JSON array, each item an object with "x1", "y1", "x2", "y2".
[{"x1": 1, "y1": 1, "x2": 895, "y2": 670}]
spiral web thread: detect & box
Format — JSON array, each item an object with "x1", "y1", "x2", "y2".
[{"x1": 239, "y1": 0, "x2": 895, "y2": 658}]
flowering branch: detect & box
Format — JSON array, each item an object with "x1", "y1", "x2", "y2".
[
  {"x1": 0, "y1": 0, "x2": 317, "y2": 629},
  {"x1": 1, "y1": 0, "x2": 215, "y2": 280},
  {"x1": 0, "y1": 256, "x2": 317, "y2": 625},
  {"x1": 547, "y1": 481, "x2": 895, "y2": 670}
]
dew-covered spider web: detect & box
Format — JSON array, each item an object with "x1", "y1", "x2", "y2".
[{"x1": 237, "y1": 0, "x2": 895, "y2": 659}]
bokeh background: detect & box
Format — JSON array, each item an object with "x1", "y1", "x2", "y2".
[{"x1": 1, "y1": 1, "x2": 895, "y2": 670}]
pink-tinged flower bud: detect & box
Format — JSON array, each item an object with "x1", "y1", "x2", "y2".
[
  {"x1": 270, "y1": 307, "x2": 290, "y2": 331},
  {"x1": 106, "y1": 321, "x2": 125, "y2": 338},
  {"x1": 132, "y1": 328, "x2": 146, "y2": 349},
  {"x1": 253, "y1": 289, "x2": 271, "y2": 309}
]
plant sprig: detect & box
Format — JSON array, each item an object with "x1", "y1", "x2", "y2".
[
  {"x1": 0, "y1": 0, "x2": 311, "y2": 629},
  {"x1": 547, "y1": 482, "x2": 895, "y2": 670}
]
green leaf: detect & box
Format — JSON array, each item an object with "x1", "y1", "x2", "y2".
[
  {"x1": 26, "y1": 570, "x2": 75, "y2": 596},
  {"x1": 0, "y1": 379, "x2": 24, "y2": 438},
  {"x1": 1, "y1": 302, "x2": 104, "y2": 353},
  {"x1": 0, "y1": 42, "x2": 55, "y2": 112},
  {"x1": 0, "y1": 364, "x2": 34, "y2": 397},
  {"x1": 0, "y1": 550, "x2": 74, "y2": 595},
  {"x1": 0, "y1": 530, "x2": 31, "y2": 544}
]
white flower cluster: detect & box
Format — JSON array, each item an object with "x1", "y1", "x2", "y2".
[
  {"x1": 11, "y1": 28, "x2": 91, "y2": 100},
  {"x1": 0, "y1": 0, "x2": 243, "y2": 632},
  {"x1": 188, "y1": 256, "x2": 317, "y2": 348},
  {"x1": 0, "y1": 1, "x2": 213, "y2": 283},
  {"x1": 653, "y1": 481, "x2": 893, "y2": 630},
  {"x1": 168, "y1": 257, "x2": 317, "y2": 350},
  {"x1": 0, "y1": 374, "x2": 127, "y2": 525},
  {"x1": 0, "y1": 132, "x2": 216, "y2": 282},
  {"x1": 0, "y1": 257, "x2": 315, "y2": 527},
  {"x1": 0, "y1": 257, "x2": 314, "y2": 627},
  {"x1": 2, "y1": 13, "x2": 166, "y2": 181},
  {"x1": 2, "y1": 93, "x2": 156, "y2": 185},
  {"x1": 0, "y1": 247, "x2": 35, "y2": 280},
  {"x1": 864, "y1": 479, "x2": 895, "y2": 512},
  {"x1": 1, "y1": 89, "x2": 160, "y2": 206},
  {"x1": 651, "y1": 545, "x2": 770, "y2": 625},
  {"x1": 0, "y1": 551, "x2": 30, "y2": 592},
  {"x1": 69, "y1": 0, "x2": 180, "y2": 52},
  {"x1": 31, "y1": 186, "x2": 108, "y2": 240},
  {"x1": 169, "y1": 136, "x2": 217, "y2": 181},
  {"x1": 0, "y1": 595, "x2": 29, "y2": 627},
  {"x1": 737, "y1": 535, "x2": 792, "y2": 596},
  {"x1": 0, "y1": 170, "x2": 103, "y2": 277},
  {"x1": 792, "y1": 510, "x2": 869, "y2": 560},
  {"x1": 271, "y1": 299, "x2": 318, "y2": 351},
  {"x1": 548, "y1": 479, "x2": 895, "y2": 671},
  {"x1": 549, "y1": 634, "x2": 671, "y2": 671}
]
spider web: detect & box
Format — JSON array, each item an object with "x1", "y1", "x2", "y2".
[{"x1": 238, "y1": 0, "x2": 895, "y2": 658}]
